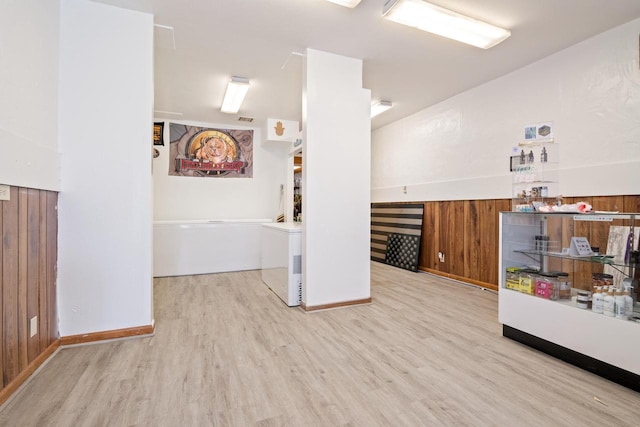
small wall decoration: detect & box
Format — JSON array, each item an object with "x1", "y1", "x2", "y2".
[
  {"x1": 371, "y1": 203, "x2": 424, "y2": 271},
  {"x1": 275, "y1": 121, "x2": 285, "y2": 136},
  {"x1": 524, "y1": 121, "x2": 554, "y2": 142},
  {"x1": 153, "y1": 122, "x2": 165, "y2": 146},
  {"x1": 168, "y1": 123, "x2": 253, "y2": 178}
]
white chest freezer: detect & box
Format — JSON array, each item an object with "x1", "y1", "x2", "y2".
[{"x1": 261, "y1": 223, "x2": 302, "y2": 306}]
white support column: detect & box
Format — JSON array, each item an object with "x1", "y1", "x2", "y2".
[
  {"x1": 57, "y1": 0, "x2": 154, "y2": 335},
  {"x1": 302, "y1": 49, "x2": 371, "y2": 308}
]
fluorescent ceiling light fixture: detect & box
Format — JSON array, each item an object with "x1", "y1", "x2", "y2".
[
  {"x1": 325, "y1": 0, "x2": 362, "y2": 8},
  {"x1": 221, "y1": 76, "x2": 250, "y2": 114},
  {"x1": 383, "y1": 0, "x2": 511, "y2": 49},
  {"x1": 371, "y1": 100, "x2": 393, "y2": 118}
]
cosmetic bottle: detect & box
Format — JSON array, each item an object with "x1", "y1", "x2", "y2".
[
  {"x1": 623, "y1": 290, "x2": 633, "y2": 320},
  {"x1": 592, "y1": 286, "x2": 603, "y2": 314},
  {"x1": 615, "y1": 290, "x2": 626, "y2": 319},
  {"x1": 603, "y1": 288, "x2": 615, "y2": 317}
]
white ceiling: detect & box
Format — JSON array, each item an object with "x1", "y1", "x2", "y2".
[{"x1": 95, "y1": 0, "x2": 640, "y2": 130}]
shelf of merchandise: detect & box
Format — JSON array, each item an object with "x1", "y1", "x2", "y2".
[{"x1": 511, "y1": 141, "x2": 559, "y2": 212}]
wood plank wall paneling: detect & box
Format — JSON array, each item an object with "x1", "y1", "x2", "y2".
[
  {"x1": 27, "y1": 189, "x2": 40, "y2": 362},
  {"x1": 46, "y1": 191, "x2": 57, "y2": 343},
  {"x1": 477, "y1": 200, "x2": 496, "y2": 286},
  {"x1": 445, "y1": 201, "x2": 465, "y2": 276},
  {"x1": 624, "y1": 196, "x2": 640, "y2": 214},
  {"x1": 463, "y1": 200, "x2": 480, "y2": 281},
  {"x1": 3, "y1": 186, "x2": 20, "y2": 386},
  {"x1": 38, "y1": 192, "x2": 48, "y2": 353},
  {"x1": 417, "y1": 195, "x2": 640, "y2": 291},
  {"x1": 18, "y1": 188, "x2": 28, "y2": 373},
  {"x1": 420, "y1": 202, "x2": 438, "y2": 270},
  {"x1": 0, "y1": 186, "x2": 58, "y2": 393}
]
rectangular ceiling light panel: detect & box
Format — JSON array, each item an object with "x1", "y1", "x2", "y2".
[
  {"x1": 221, "y1": 76, "x2": 250, "y2": 114},
  {"x1": 326, "y1": 0, "x2": 362, "y2": 8},
  {"x1": 383, "y1": 0, "x2": 511, "y2": 49}
]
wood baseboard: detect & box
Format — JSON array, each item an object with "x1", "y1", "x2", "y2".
[
  {"x1": 0, "y1": 339, "x2": 60, "y2": 407},
  {"x1": 301, "y1": 297, "x2": 372, "y2": 312},
  {"x1": 60, "y1": 324, "x2": 155, "y2": 346},
  {"x1": 419, "y1": 267, "x2": 498, "y2": 291}
]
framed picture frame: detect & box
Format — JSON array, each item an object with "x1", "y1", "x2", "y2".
[{"x1": 153, "y1": 122, "x2": 165, "y2": 146}]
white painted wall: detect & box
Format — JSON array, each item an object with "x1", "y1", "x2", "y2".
[
  {"x1": 303, "y1": 49, "x2": 371, "y2": 307},
  {"x1": 0, "y1": 0, "x2": 61, "y2": 191},
  {"x1": 57, "y1": 0, "x2": 154, "y2": 336},
  {"x1": 372, "y1": 18, "x2": 640, "y2": 202},
  {"x1": 152, "y1": 120, "x2": 288, "y2": 221}
]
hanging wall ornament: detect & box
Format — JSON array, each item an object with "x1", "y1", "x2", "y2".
[{"x1": 153, "y1": 122, "x2": 165, "y2": 146}]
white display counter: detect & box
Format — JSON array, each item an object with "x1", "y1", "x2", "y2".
[
  {"x1": 261, "y1": 223, "x2": 302, "y2": 306},
  {"x1": 499, "y1": 211, "x2": 640, "y2": 391},
  {"x1": 153, "y1": 219, "x2": 270, "y2": 277}
]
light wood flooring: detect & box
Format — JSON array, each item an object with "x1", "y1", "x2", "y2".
[{"x1": 1, "y1": 262, "x2": 640, "y2": 426}]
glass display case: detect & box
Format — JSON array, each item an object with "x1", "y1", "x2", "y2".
[{"x1": 499, "y1": 211, "x2": 640, "y2": 390}]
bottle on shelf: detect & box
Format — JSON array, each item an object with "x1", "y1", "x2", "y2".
[
  {"x1": 603, "y1": 287, "x2": 615, "y2": 317},
  {"x1": 541, "y1": 147, "x2": 548, "y2": 162},
  {"x1": 623, "y1": 290, "x2": 633, "y2": 320},
  {"x1": 615, "y1": 290, "x2": 626, "y2": 319},
  {"x1": 592, "y1": 286, "x2": 604, "y2": 314}
]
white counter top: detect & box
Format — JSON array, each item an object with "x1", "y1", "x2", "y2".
[
  {"x1": 262, "y1": 222, "x2": 302, "y2": 232},
  {"x1": 154, "y1": 218, "x2": 271, "y2": 225}
]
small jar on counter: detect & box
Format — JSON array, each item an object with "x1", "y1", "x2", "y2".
[
  {"x1": 576, "y1": 290, "x2": 591, "y2": 309},
  {"x1": 551, "y1": 271, "x2": 571, "y2": 299}
]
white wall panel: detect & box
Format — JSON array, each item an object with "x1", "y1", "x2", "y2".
[
  {"x1": 0, "y1": 0, "x2": 60, "y2": 190},
  {"x1": 372, "y1": 18, "x2": 640, "y2": 202}
]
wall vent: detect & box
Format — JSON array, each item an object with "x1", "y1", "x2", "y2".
[{"x1": 238, "y1": 116, "x2": 254, "y2": 122}]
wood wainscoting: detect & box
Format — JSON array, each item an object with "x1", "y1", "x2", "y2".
[
  {"x1": 420, "y1": 199, "x2": 510, "y2": 290},
  {"x1": 1, "y1": 186, "x2": 58, "y2": 405},
  {"x1": 391, "y1": 194, "x2": 640, "y2": 290}
]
